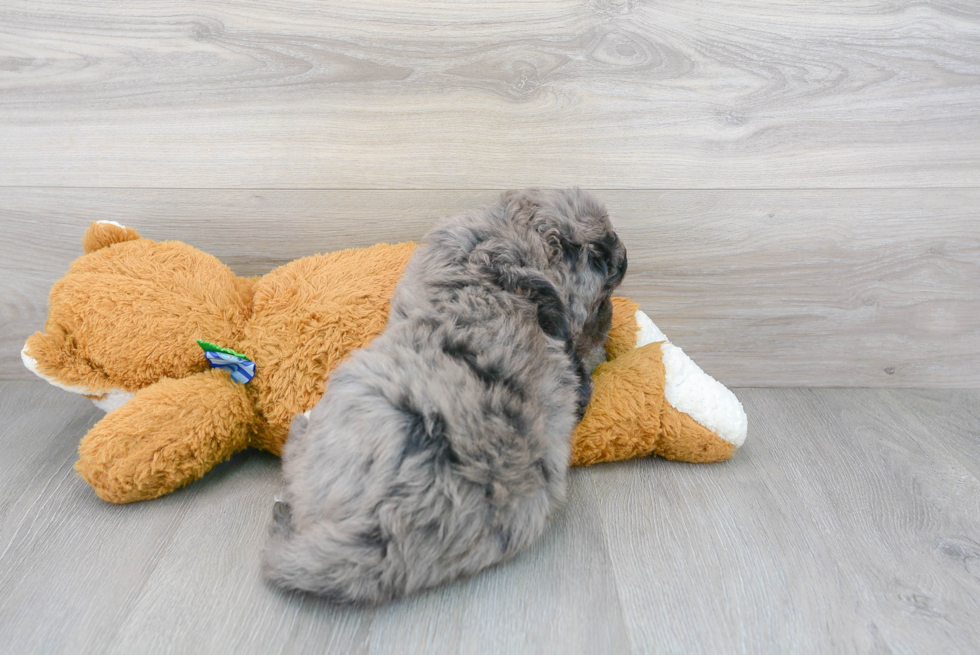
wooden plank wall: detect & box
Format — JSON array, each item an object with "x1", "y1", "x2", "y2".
[{"x1": 2, "y1": 1, "x2": 979, "y2": 386}]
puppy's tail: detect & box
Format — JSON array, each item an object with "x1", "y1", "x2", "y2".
[{"x1": 261, "y1": 507, "x2": 393, "y2": 604}]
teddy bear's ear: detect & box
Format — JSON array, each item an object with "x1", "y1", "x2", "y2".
[{"x1": 82, "y1": 221, "x2": 141, "y2": 254}]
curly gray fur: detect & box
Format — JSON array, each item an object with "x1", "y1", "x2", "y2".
[{"x1": 261, "y1": 188, "x2": 627, "y2": 603}]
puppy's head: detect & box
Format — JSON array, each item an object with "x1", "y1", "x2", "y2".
[{"x1": 499, "y1": 188, "x2": 627, "y2": 370}]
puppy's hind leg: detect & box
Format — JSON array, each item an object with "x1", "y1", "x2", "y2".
[
  {"x1": 269, "y1": 500, "x2": 294, "y2": 540},
  {"x1": 261, "y1": 517, "x2": 392, "y2": 604}
]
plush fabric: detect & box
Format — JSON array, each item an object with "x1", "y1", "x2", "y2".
[
  {"x1": 572, "y1": 342, "x2": 735, "y2": 465},
  {"x1": 23, "y1": 223, "x2": 746, "y2": 503}
]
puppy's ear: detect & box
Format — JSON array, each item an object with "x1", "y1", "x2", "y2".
[
  {"x1": 471, "y1": 239, "x2": 570, "y2": 342},
  {"x1": 475, "y1": 237, "x2": 591, "y2": 413}
]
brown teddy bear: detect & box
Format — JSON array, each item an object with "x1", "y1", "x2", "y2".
[{"x1": 22, "y1": 222, "x2": 746, "y2": 504}]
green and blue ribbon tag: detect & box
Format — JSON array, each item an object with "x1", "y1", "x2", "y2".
[{"x1": 197, "y1": 340, "x2": 255, "y2": 384}]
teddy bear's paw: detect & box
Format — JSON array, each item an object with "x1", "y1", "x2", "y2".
[
  {"x1": 635, "y1": 311, "x2": 747, "y2": 448},
  {"x1": 90, "y1": 389, "x2": 136, "y2": 412}
]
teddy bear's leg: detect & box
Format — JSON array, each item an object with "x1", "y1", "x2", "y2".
[
  {"x1": 76, "y1": 369, "x2": 255, "y2": 503},
  {"x1": 604, "y1": 297, "x2": 643, "y2": 360},
  {"x1": 570, "y1": 343, "x2": 742, "y2": 466}
]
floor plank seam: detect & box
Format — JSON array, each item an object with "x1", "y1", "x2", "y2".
[{"x1": 3, "y1": 186, "x2": 980, "y2": 192}]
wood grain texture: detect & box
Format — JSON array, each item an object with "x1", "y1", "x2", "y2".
[
  {"x1": 1, "y1": 382, "x2": 978, "y2": 653},
  {"x1": 1, "y1": 0, "x2": 979, "y2": 188},
  {"x1": 880, "y1": 388, "x2": 980, "y2": 482},
  {"x1": 3, "y1": 188, "x2": 978, "y2": 387},
  {"x1": 589, "y1": 387, "x2": 980, "y2": 654},
  {"x1": 0, "y1": 382, "x2": 628, "y2": 655}
]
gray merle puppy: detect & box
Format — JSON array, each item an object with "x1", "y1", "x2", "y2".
[{"x1": 262, "y1": 188, "x2": 627, "y2": 603}]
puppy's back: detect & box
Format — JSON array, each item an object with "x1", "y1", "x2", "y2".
[
  {"x1": 263, "y1": 318, "x2": 575, "y2": 602},
  {"x1": 263, "y1": 189, "x2": 623, "y2": 602}
]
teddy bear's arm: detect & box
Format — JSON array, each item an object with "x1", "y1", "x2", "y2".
[{"x1": 76, "y1": 369, "x2": 255, "y2": 503}]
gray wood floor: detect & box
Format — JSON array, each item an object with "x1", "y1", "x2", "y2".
[{"x1": 1, "y1": 381, "x2": 978, "y2": 654}]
